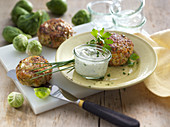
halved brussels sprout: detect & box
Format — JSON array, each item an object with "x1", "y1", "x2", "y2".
[
  {"x1": 7, "y1": 92, "x2": 24, "y2": 108},
  {"x1": 26, "y1": 40, "x2": 42, "y2": 56},
  {"x1": 13, "y1": 34, "x2": 28, "y2": 52}
]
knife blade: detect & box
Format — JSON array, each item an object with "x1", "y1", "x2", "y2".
[{"x1": 7, "y1": 69, "x2": 140, "y2": 127}]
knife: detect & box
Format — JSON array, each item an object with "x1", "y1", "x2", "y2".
[{"x1": 7, "y1": 69, "x2": 140, "y2": 127}]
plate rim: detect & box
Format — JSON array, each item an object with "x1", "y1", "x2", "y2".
[{"x1": 56, "y1": 30, "x2": 158, "y2": 90}]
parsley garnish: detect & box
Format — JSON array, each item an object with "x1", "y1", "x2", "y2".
[
  {"x1": 128, "y1": 53, "x2": 139, "y2": 67},
  {"x1": 97, "y1": 51, "x2": 99, "y2": 57},
  {"x1": 107, "y1": 73, "x2": 111, "y2": 77},
  {"x1": 88, "y1": 28, "x2": 114, "y2": 51}
]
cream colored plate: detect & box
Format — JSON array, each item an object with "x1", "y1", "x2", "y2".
[{"x1": 56, "y1": 31, "x2": 157, "y2": 90}]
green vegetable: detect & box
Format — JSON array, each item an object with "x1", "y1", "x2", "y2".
[
  {"x1": 26, "y1": 40, "x2": 42, "y2": 56},
  {"x1": 107, "y1": 73, "x2": 110, "y2": 77},
  {"x1": 13, "y1": 34, "x2": 28, "y2": 52},
  {"x1": 23, "y1": 34, "x2": 32, "y2": 39},
  {"x1": 15, "y1": 0, "x2": 33, "y2": 12},
  {"x1": 39, "y1": 10, "x2": 50, "y2": 25},
  {"x1": 7, "y1": 92, "x2": 24, "y2": 108},
  {"x1": 31, "y1": 59, "x2": 75, "y2": 80},
  {"x1": 87, "y1": 28, "x2": 113, "y2": 51},
  {"x1": 11, "y1": 0, "x2": 33, "y2": 24},
  {"x1": 17, "y1": 11, "x2": 42, "y2": 35},
  {"x1": 14, "y1": 9, "x2": 48, "y2": 35},
  {"x1": 2, "y1": 26, "x2": 31, "y2": 43},
  {"x1": 129, "y1": 53, "x2": 139, "y2": 60},
  {"x1": 34, "y1": 87, "x2": 51, "y2": 99},
  {"x1": 72, "y1": 9, "x2": 91, "y2": 26},
  {"x1": 11, "y1": 6, "x2": 29, "y2": 24},
  {"x1": 46, "y1": 0, "x2": 67, "y2": 15},
  {"x1": 128, "y1": 53, "x2": 139, "y2": 67}
]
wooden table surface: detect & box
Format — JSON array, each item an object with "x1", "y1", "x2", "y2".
[{"x1": 1, "y1": 0, "x2": 170, "y2": 127}]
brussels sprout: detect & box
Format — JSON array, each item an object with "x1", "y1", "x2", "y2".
[
  {"x1": 7, "y1": 92, "x2": 24, "y2": 108},
  {"x1": 26, "y1": 40, "x2": 42, "y2": 56},
  {"x1": 39, "y1": 10, "x2": 50, "y2": 25},
  {"x1": 17, "y1": 11, "x2": 41, "y2": 35},
  {"x1": 23, "y1": 34, "x2": 32, "y2": 39},
  {"x1": 34, "y1": 87, "x2": 51, "y2": 99},
  {"x1": 13, "y1": 34, "x2": 28, "y2": 52},
  {"x1": 2, "y1": 26, "x2": 31, "y2": 43},
  {"x1": 72, "y1": 9, "x2": 91, "y2": 26},
  {"x1": 11, "y1": 6, "x2": 29, "y2": 24},
  {"x1": 46, "y1": 0, "x2": 67, "y2": 15},
  {"x1": 10, "y1": 0, "x2": 33, "y2": 25},
  {"x1": 15, "y1": 0, "x2": 33, "y2": 13}
]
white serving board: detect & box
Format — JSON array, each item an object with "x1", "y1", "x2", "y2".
[{"x1": 0, "y1": 23, "x2": 149, "y2": 114}]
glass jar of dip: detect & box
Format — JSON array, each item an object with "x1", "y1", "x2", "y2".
[{"x1": 73, "y1": 44, "x2": 112, "y2": 79}]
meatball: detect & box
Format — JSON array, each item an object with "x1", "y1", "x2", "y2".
[
  {"x1": 98, "y1": 33, "x2": 134, "y2": 66},
  {"x1": 37, "y1": 18, "x2": 73, "y2": 48},
  {"x1": 16, "y1": 56, "x2": 52, "y2": 87},
  {"x1": 108, "y1": 33, "x2": 134, "y2": 66}
]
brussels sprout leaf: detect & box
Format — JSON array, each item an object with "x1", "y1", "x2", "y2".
[{"x1": 34, "y1": 87, "x2": 51, "y2": 99}]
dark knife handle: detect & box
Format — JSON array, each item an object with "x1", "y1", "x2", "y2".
[{"x1": 82, "y1": 100, "x2": 140, "y2": 127}]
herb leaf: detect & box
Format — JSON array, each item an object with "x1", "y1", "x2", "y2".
[
  {"x1": 88, "y1": 28, "x2": 114, "y2": 51},
  {"x1": 127, "y1": 59, "x2": 135, "y2": 67},
  {"x1": 128, "y1": 53, "x2": 139, "y2": 67},
  {"x1": 91, "y1": 29, "x2": 98, "y2": 39},
  {"x1": 89, "y1": 39, "x2": 96, "y2": 44},
  {"x1": 104, "y1": 44, "x2": 112, "y2": 51},
  {"x1": 100, "y1": 28, "x2": 104, "y2": 36},
  {"x1": 102, "y1": 32, "x2": 111, "y2": 39},
  {"x1": 105, "y1": 39, "x2": 113, "y2": 44},
  {"x1": 130, "y1": 53, "x2": 139, "y2": 60}
]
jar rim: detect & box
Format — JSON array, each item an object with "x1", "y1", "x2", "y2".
[
  {"x1": 110, "y1": 0, "x2": 145, "y2": 17},
  {"x1": 73, "y1": 44, "x2": 112, "y2": 62},
  {"x1": 87, "y1": 0, "x2": 113, "y2": 16}
]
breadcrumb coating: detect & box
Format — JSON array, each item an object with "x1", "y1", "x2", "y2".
[
  {"x1": 37, "y1": 18, "x2": 73, "y2": 48},
  {"x1": 16, "y1": 56, "x2": 52, "y2": 87}
]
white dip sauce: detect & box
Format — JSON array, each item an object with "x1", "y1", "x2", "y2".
[{"x1": 73, "y1": 44, "x2": 111, "y2": 79}]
